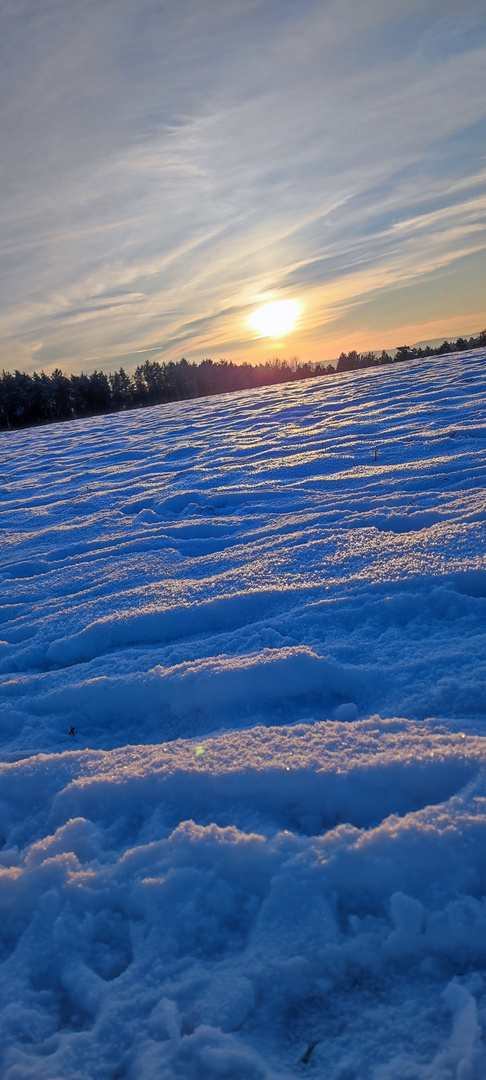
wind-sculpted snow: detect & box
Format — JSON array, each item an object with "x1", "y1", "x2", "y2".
[{"x1": 1, "y1": 351, "x2": 486, "y2": 1078}]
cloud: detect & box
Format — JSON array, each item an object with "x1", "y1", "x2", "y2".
[{"x1": 0, "y1": 0, "x2": 485, "y2": 371}]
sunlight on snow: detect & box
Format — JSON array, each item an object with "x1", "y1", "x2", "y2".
[{"x1": 1, "y1": 350, "x2": 486, "y2": 1078}]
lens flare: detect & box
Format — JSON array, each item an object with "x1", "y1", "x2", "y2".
[{"x1": 249, "y1": 300, "x2": 299, "y2": 338}]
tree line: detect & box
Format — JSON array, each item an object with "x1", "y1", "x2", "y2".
[
  {"x1": 0, "y1": 357, "x2": 334, "y2": 431},
  {"x1": 1, "y1": 330, "x2": 485, "y2": 431},
  {"x1": 335, "y1": 330, "x2": 486, "y2": 372}
]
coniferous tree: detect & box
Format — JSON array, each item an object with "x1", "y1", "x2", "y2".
[{"x1": 1, "y1": 331, "x2": 486, "y2": 431}]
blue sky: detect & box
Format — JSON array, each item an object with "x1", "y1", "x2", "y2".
[{"x1": 1, "y1": 0, "x2": 486, "y2": 373}]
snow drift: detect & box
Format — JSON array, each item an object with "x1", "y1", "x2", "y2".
[{"x1": 1, "y1": 350, "x2": 486, "y2": 1078}]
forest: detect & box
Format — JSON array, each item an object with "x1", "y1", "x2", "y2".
[{"x1": 1, "y1": 331, "x2": 485, "y2": 431}]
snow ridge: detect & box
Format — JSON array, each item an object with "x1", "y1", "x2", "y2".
[{"x1": 1, "y1": 351, "x2": 486, "y2": 1078}]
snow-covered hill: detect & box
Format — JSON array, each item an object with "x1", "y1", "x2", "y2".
[{"x1": 1, "y1": 351, "x2": 486, "y2": 1078}]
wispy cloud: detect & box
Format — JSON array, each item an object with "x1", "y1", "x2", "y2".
[{"x1": 0, "y1": 0, "x2": 485, "y2": 372}]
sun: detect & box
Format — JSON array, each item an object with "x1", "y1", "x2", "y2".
[{"x1": 248, "y1": 299, "x2": 299, "y2": 338}]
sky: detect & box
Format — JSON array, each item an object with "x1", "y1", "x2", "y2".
[{"x1": 1, "y1": 0, "x2": 486, "y2": 376}]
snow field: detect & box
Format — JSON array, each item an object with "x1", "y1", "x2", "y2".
[
  {"x1": 2, "y1": 721, "x2": 486, "y2": 1075},
  {"x1": 1, "y1": 719, "x2": 486, "y2": 1078},
  {"x1": 1, "y1": 350, "x2": 486, "y2": 1077}
]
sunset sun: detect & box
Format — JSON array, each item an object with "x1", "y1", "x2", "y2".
[{"x1": 248, "y1": 299, "x2": 300, "y2": 338}]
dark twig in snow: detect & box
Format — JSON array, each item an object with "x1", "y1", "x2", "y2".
[{"x1": 300, "y1": 1042, "x2": 318, "y2": 1065}]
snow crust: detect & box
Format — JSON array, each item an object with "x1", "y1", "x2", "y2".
[{"x1": 1, "y1": 351, "x2": 486, "y2": 1077}]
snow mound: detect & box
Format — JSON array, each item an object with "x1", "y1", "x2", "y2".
[{"x1": 1, "y1": 719, "x2": 486, "y2": 1078}]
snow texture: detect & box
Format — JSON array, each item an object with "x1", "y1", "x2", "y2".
[{"x1": 1, "y1": 350, "x2": 486, "y2": 1078}]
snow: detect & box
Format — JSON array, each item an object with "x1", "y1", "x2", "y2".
[{"x1": 1, "y1": 350, "x2": 486, "y2": 1078}]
